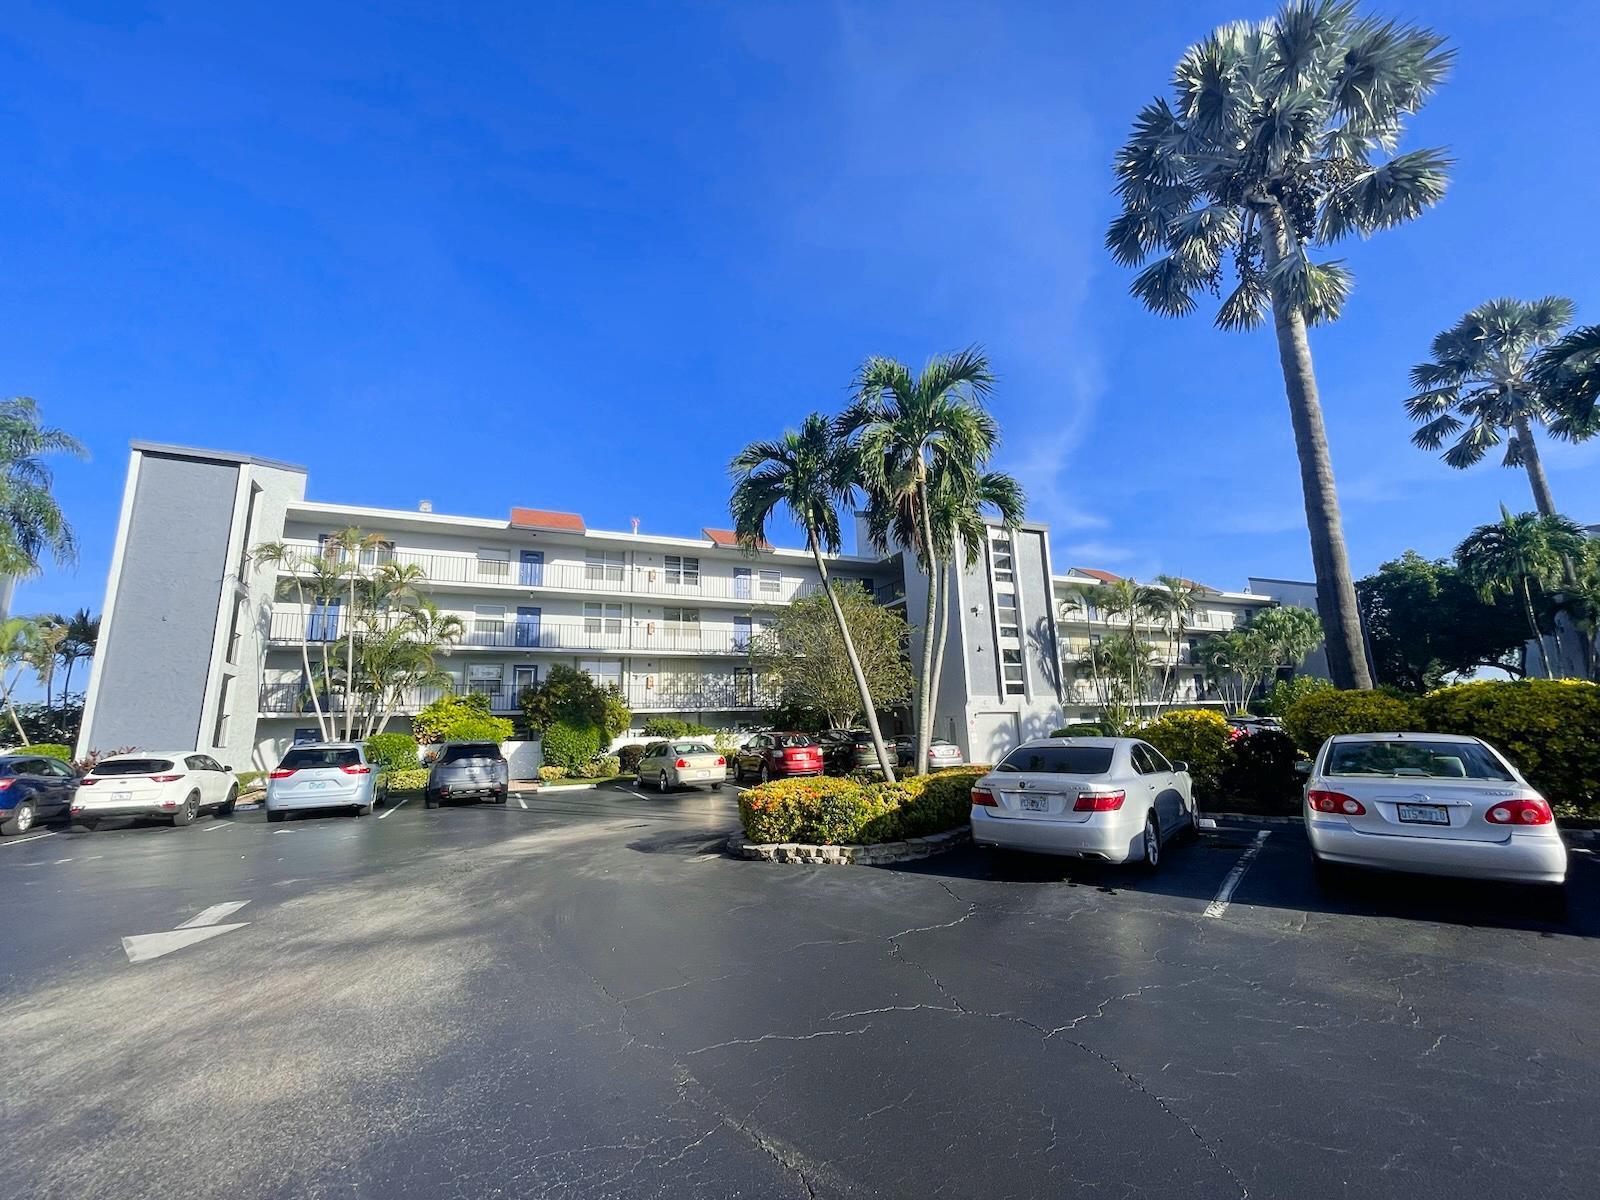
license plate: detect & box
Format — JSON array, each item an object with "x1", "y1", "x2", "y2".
[
  {"x1": 1397, "y1": 804, "x2": 1449, "y2": 825},
  {"x1": 306, "y1": 781, "x2": 328, "y2": 791},
  {"x1": 1020, "y1": 794, "x2": 1048, "y2": 812},
  {"x1": 113, "y1": 791, "x2": 131, "y2": 801}
]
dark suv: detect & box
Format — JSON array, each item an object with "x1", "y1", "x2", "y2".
[{"x1": 424, "y1": 742, "x2": 509, "y2": 807}]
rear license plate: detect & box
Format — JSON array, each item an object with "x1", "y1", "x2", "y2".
[
  {"x1": 1397, "y1": 804, "x2": 1449, "y2": 825},
  {"x1": 306, "y1": 781, "x2": 328, "y2": 791},
  {"x1": 1020, "y1": 795, "x2": 1048, "y2": 812},
  {"x1": 113, "y1": 791, "x2": 131, "y2": 801}
]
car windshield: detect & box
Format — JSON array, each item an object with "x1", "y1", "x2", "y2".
[
  {"x1": 672, "y1": 742, "x2": 713, "y2": 755},
  {"x1": 774, "y1": 734, "x2": 814, "y2": 748},
  {"x1": 92, "y1": 758, "x2": 176, "y2": 776},
  {"x1": 439, "y1": 744, "x2": 500, "y2": 765},
  {"x1": 996, "y1": 745, "x2": 1115, "y2": 775},
  {"x1": 1325, "y1": 740, "x2": 1514, "y2": 781},
  {"x1": 279, "y1": 747, "x2": 360, "y2": 770}
]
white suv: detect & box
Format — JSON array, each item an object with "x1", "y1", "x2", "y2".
[{"x1": 73, "y1": 752, "x2": 239, "y2": 829}]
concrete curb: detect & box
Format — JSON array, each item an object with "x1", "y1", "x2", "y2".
[
  {"x1": 727, "y1": 827, "x2": 970, "y2": 865},
  {"x1": 1206, "y1": 811, "x2": 1600, "y2": 847}
]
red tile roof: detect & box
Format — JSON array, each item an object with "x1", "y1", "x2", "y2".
[
  {"x1": 1073, "y1": 567, "x2": 1122, "y2": 583},
  {"x1": 703, "y1": 527, "x2": 770, "y2": 550},
  {"x1": 510, "y1": 507, "x2": 585, "y2": 532}
]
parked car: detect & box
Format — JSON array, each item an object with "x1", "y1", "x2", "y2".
[
  {"x1": 1226, "y1": 716, "x2": 1284, "y2": 739},
  {"x1": 1302, "y1": 733, "x2": 1566, "y2": 890},
  {"x1": 73, "y1": 752, "x2": 239, "y2": 829},
  {"x1": 0, "y1": 753, "x2": 80, "y2": 835},
  {"x1": 970, "y1": 737, "x2": 1195, "y2": 870},
  {"x1": 266, "y1": 743, "x2": 375, "y2": 821},
  {"x1": 425, "y1": 741, "x2": 509, "y2": 807},
  {"x1": 815, "y1": 730, "x2": 863, "y2": 775},
  {"x1": 894, "y1": 734, "x2": 966, "y2": 772},
  {"x1": 733, "y1": 732, "x2": 824, "y2": 784},
  {"x1": 637, "y1": 741, "x2": 726, "y2": 792}
]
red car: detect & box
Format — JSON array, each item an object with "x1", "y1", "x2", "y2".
[{"x1": 733, "y1": 732, "x2": 824, "y2": 784}]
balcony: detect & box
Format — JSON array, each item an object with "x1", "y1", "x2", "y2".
[
  {"x1": 270, "y1": 541, "x2": 835, "y2": 605},
  {"x1": 259, "y1": 677, "x2": 779, "y2": 717},
  {"x1": 267, "y1": 608, "x2": 757, "y2": 656}
]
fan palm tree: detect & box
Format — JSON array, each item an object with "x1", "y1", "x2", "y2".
[
  {"x1": 56, "y1": 608, "x2": 99, "y2": 707},
  {"x1": 839, "y1": 348, "x2": 1000, "y2": 774},
  {"x1": 0, "y1": 398, "x2": 87, "y2": 594},
  {"x1": 729, "y1": 414, "x2": 898, "y2": 779},
  {"x1": 1107, "y1": 0, "x2": 1453, "y2": 689},
  {"x1": 1455, "y1": 507, "x2": 1587, "y2": 678},
  {"x1": 1534, "y1": 324, "x2": 1600, "y2": 445},
  {"x1": 1406, "y1": 297, "x2": 1575, "y2": 516}
]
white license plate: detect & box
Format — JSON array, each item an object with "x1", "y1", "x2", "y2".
[
  {"x1": 306, "y1": 781, "x2": 329, "y2": 791},
  {"x1": 1020, "y1": 795, "x2": 1048, "y2": 812},
  {"x1": 113, "y1": 791, "x2": 132, "y2": 801},
  {"x1": 1397, "y1": 804, "x2": 1449, "y2": 825}
]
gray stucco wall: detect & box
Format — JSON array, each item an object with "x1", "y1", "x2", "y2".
[{"x1": 83, "y1": 454, "x2": 241, "y2": 751}]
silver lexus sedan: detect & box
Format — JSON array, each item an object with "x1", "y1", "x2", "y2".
[{"x1": 1304, "y1": 733, "x2": 1566, "y2": 888}]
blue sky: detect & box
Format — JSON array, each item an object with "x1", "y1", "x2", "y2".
[{"x1": 5, "y1": 0, "x2": 1598, "y2": 628}]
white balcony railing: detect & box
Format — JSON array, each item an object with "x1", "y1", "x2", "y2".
[{"x1": 266, "y1": 607, "x2": 757, "y2": 655}]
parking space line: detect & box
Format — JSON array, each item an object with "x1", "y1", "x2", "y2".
[
  {"x1": 516, "y1": 795, "x2": 528, "y2": 810},
  {"x1": 377, "y1": 795, "x2": 411, "y2": 820},
  {"x1": 1204, "y1": 830, "x2": 1271, "y2": 920},
  {"x1": 202, "y1": 821, "x2": 234, "y2": 832},
  {"x1": 1, "y1": 831, "x2": 55, "y2": 848},
  {"x1": 178, "y1": 901, "x2": 250, "y2": 928}
]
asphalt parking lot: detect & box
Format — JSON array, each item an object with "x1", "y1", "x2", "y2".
[{"x1": 2, "y1": 783, "x2": 1596, "y2": 1199}]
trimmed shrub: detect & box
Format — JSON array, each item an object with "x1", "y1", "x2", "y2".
[
  {"x1": 1284, "y1": 689, "x2": 1415, "y2": 754},
  {"x1": 1050, "y1": 723, "x2": 1107, "y2": 738},
  {"x1": 617, "y1": 744, "x2": 647, "y2": 774},
  {"x1": 575, "y1": 755, "x2": 621, "y2": 780},
  {"x1": 1219, "y1": 731, "x2": 1304, "y2": 812},
  {"x1": 1260, "y1": 675, "x2": 1334, "y2": 719},
  {"x1": 1132, "y1": 709, "x2": 1231, "y2": 802},
  {"x1": 365, "y1": 733, "x2": 418, "y2": 773},
  {"x1": 737, "y1": 767, "x2": 987, "y2": 845},
  {"x1": 379, "y1": 767, "x2": 429, "y2": 794},
  {"x1": 538, "y1": 765, "x2": 568, "y2": 782},
  {"x1": 641, "y1": 717, "x2": 712, "y2": 738},
  {"x1": 541, "y1": 720, "x2": 604, "y2": 772},
  {"x1": 237, "y1": 770, "x2": 266, "y2": 791},
  {"x1": 25, "y1": 743, "x2": 73, "y2": 761},
  {"x1": 1418, "y1": 680, "x2": 1600, "y2": 817}
]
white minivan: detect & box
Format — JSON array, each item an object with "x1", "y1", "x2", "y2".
[{"x1": 266, "y1": 743, "x2": 376, "y2": 821}]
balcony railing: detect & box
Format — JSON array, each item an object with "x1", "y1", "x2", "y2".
[
  {"x1": 270, "y1": 541, "x2": 844, "y2": 604},
  {"x1": 266, "y1": 608, "x2": 757, "y2": 655},
  {"x1": 259, "y1": 677, "x2": 779, "y2": 716},
  {"x1": 622, "y1": 682, "x2": 781, "y2": 712}
]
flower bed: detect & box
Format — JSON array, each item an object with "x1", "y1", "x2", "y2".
[{"x1": 737, "y1": 766, "x2": 988, "y2": 846}]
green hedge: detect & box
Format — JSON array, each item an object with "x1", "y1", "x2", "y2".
[
  {"x1": 379, "y1": 767, "x2": 429, "y2": 794},
  {"x1": 365, "y1": 733, "x2": 418, "y2": 773},
  {"x1": 737, "y1": 767, "x2": 987, "y2": 845},
  {"x1": 26, "y1": 743, "x2": 73, "y2": 761},
  {"x1": 1132, "y1": 709, "x2": 1232, "y2": 802},
  {"x1": 641, "y1": 717, "x2": 713, "y2": 738},
  {"x1": 1218, "y1": 730, "x2": 1304, "y2": 812},
  {"x1": 541, "y1": 720, "x2": 604, "y2": 771},
  {"x1": 1283, "y1": 689, "x2": 1415, "y2": 754},
  {"x1": 1050, "y1": 723, "x2": 1108, "y2": 737},
  {"x1": 618, "y1": 744, "x2": 647, "y2": 773}
]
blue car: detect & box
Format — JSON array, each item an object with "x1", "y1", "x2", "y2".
[{"x1": 0, "y1": 753, "x2": 80, "y2": 835}]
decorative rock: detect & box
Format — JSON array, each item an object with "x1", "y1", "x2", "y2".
[{"x1": 728, "y1": 827, "x2": 971, "y2": 866}]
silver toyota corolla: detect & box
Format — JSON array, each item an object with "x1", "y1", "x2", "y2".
[{"x1": 1304, "y1": 732, "x2": 1566, "y2": 888}]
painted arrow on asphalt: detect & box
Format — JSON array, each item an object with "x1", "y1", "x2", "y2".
[{"x1": 122, "y1": 901, "x2": 251, "y2": 964}]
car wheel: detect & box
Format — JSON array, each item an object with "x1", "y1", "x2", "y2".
[
  {"x1": 759, "y1": 764, "x2": 771, "y2": 784},
  {"x1": 217, "y1": 787, "x2": 238, "y2": 817},
  {"x1": 495, "y1": 790, "x2": 507, "y2": 804},
  {"x1": 1, "y1": 799, "x2": 37, "y2": 836},
  {"x1": 658, "y1": 770, "x2": 670, "y2": 794},
  {"x1": 266, "y1": 810, "x2": 285, "y2": 824},
  {"x1": 1140, "y1": 812, "x2": 1162, "y2": 871},
  {"x1": 172, "y1": 792, "x2": 200, "y2": 827},
  {"x1": 424, "y1": 791, "x2": 436, "y2": 809}
]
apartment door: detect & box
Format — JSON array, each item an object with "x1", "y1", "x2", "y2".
[
  {"x1": 733, "y1": 613, "x2": 752, "y2": 651},
  {"x1": 734, "y1": 567, "x2": 751, "y2": 599},
  {"x1": 515, "y1": 606, "x2": 542, "y2": 648},
  {"x1": 520, "y1": 550, "x2": 544, "y2": 586},
  {"x1": 513, "y1": 665, "x2": 539, "y2": 699},
  {"x1": 307, "y1": 597, "x2": 340, "y2": 641}
]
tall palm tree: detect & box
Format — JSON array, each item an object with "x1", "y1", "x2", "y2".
[
  {"x1": 729, "y1": 414, "x2": 898, "y2": 779},
  {"x1": 839, "y1": 348, "x2": 1000, "y2": 774},
  {"x1": 1107, "y1": 1, "x2": 1453, "y2": 689},
  {"x1": 1149, "y1": 576, "x2": 1204, "y2": 712},
  {"x1": 0, "y1": 399, "x2": 87, "y2": 599},
  {"x1": 1534, "y1": 324, "x2": 1600, "y2": 445},
  {"x1": 1406, "y1": 297, "x2": 1574, "y2": 516},
  {"x1": 57, "y1": 608, "x2": 99, "y2": 707},
  {"x1": 1455, "y1": 507, "x2": 1587, "y2": 678}
]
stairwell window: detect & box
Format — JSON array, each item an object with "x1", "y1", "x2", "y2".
[
  {"x1": 990, "y1": 536, "x2": 1015, "y2": 584},
  {"x1": 1002, "y1": 648, "x2": 1025, "y2": 695}
]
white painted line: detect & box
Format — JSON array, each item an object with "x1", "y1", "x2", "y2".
[
  {"x1": 516, "y1": 795, "x2": 528, "y2": 810},
  {"x1": 177, "y1": 901, "x2": 250, "y2": 929},
  {"x1": 86, "y1": 855, "x2": 104, "y2": 860},
  {"x1": 377, "y1": 794, "x2": 412, "y2": 819},
  {"x1": 122, "y1": 923, "x2": 249, "y2": 964},
  {"x1": 1204, "y1": 830, "x2": 1271, "y2": 920},
  {"x1": 202, "y1": 820, "x2": 234, "y2": 832},
  {"x1": 1, "y1": 831, "x2": 55, "y2": 848},
  {"x1": 52, "y1": 857, "x2": 75, "y2": 864},
  {"x1": 271, "y1": 828, "x2": 298, "y2": 835}
]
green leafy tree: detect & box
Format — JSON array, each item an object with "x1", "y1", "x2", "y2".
[
  {"x1": 520, "y1": 664, "x2": 629, "y2": 740},
  {"x1": 1149, "y1": 576, "x2": 1205, "y2": 712},
  {"x1": 414, "y1": 692, "x2": 513, "y2": 745},
  {"x1": 748, "y1": 586, "x2": 914, "y2": 730},
  {"x1": 1261, "y1": 674, "x2": 1334, "y2": 718},
  {"x1": 0, "y1": 398, "x2": 86, "y2": 587},
  {"x1": 730, "y1": 413, "x2": 897, "y2": 778},
  {"x1": 1455, "y1": 507, "x2": 1588, "y2": 678},
  {"x1": 1406, "y1": 297, "x2": 1575, "y2": 516},
  {"x1": 1107, "y1": 0, "x2": 1454, "y2": 689},
  {"x1": 0, "y1": 616, "x2": 47, "y2": 744},
  {"x1": 1533, "y1": 324, "x2": 1600, "y2": 444}
]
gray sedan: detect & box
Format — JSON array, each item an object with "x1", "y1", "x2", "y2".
[{"x1": 637, "y1": 741, "x2": 726, "y2": 792}]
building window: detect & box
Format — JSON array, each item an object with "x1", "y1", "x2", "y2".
[
  {"x1": 990, "y1": 536, "x2": 1015, "y2": 584},
  {"x1": 359, "y1": 540, "x2": 396, "y2": 568},
  {"x1": 476, "y1": 549, "x2": 510, "y2": 580},
  {"x1": 580, "y1": 659, "x2": 622, "y2": 691},
  {"x1": 467, "y1": 664, "x2": 504, "y2": 698},
  {"x1": 584, "y1": 601, "x2": 623, "y2": 635},
  {"x1": 734, "y1": 667, "x2": 755, "y2": 707},
  {"x1": 662, "y1": 607, "x2": 700, "y2": 647},
  {"x1": 1002, "y1": 648, "x2": 1025, "y2": 695},
  {"x1": 664, "y1": 555, "x2": 700, "y2": 585},
  {"x1": 473, "y1": 605, "x2": 506, "y2": 642},
  {"x1": 586, "y1": 549, "x2": 626, "y2": 583},
  {"x1": 996, "y1": 590, "x2": 1020, "y2": 640},
  {"x1": 758, "y1": 569, "x2": 781, "y2": 596}
]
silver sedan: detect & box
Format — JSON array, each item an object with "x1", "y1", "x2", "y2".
[
  {"x1": 1304, "y1": 732, "x2": 1566, "y2": 888},
  {"x1": 970, "y1": 737, "x2": 1196, "y2": 869}
]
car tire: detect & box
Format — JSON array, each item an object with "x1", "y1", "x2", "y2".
[
  {"x1": 495, "y1": 791, "x2": 507, "y2": 804},
  {"x1": 1, "y1": 799, "x2": 37, "y2": 836},
  {"x1": 759, "y1": 764, "x2": 771, "y2": 784},
  {"x1": 172, "y1": 792, "x2": 200, "y2": 827},
  {"x1": 658, "y1": 770, "x2": 670, "y2": 794},
  {"x1": 217, "y1": 788, "x2": 238, "y2": 817},
  {"x1": 266, "y1": 810, "x2": 286, "y2": 824},
  {"x1": 1140, "y1": 811, "x2": 1162, "y2": 871},
  {"x1": 424, "y1": 791, "x2": 437, "y2": 809}
]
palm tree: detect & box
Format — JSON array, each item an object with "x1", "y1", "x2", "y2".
[
  {"x1": 0, "y1": 616, "x2": 45, "y2": 744},
  {"x1": 1149, "y1": 576, "x2": 1204, "y2": 712},
  {"x1": 57, "y1": 608, "x2": 99, "y2": 706},
  {"x1": 1406, "y1": 297, "x2": 1575, "y2": 516},
  {"x1": 1455, "y1": 507, "x2": 1587, "y2": 678},
  {"x1": 0, "y1": 399, "x2": 87, "y2": 600},
  {"x1": 840, "y1": 348, "x2": 1001, "y2": 774},
  {"x1": 730, "y1": 414, "x2": 898, "y2": 779},
  {"x1": 1107, "y1": 1, "x2": 1453, "y2": 690},
  {"x1": 1534, "y1": 324, "x2": 1600, "y2": 445}
]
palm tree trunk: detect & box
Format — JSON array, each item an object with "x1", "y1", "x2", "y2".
[
  {"x1": 929, "y1": 560, "x2": 952, "y2": 745},
  {"x1": 914, "y1": 474, "x2": 939, "y2": 776},
  {"x1": 343, "y1": 574, "x2": 359, "y2": 742},
  {"x1": 808, "y1": 531, "x2": 897, "y2": 780},
  {"x1": 289, "y1": 576, "x2": 331, "y2": 740},
  {"x1": 1513, "y1": 415, "x2": 1558, "y2": 517},
  {"x1": 1522, "y1": 578, "x2": 1553, "y2": 678},
  {"x1": 1262, "y1": 207, "x2": 1373, "y2": 691},
  {"x1": 1, "y1": 674, "x2": 29, "y2": 745}
]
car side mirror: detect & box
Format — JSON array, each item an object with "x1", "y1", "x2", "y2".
[
  {"x1": 224, "y1": 765, "x2": 234, "y2": 773},
  {"x1": 1294, "y1": 760, "x2": 1312, "y2": 776},
  {"x1": 1171, "y1": 761, "x2": 1188, "y2": 774}
]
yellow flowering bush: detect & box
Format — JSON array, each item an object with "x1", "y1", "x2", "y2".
[{"x1": 738, "y1": 767, "x2": 988, "y2": 845}]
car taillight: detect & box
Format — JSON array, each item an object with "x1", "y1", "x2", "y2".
[
  {"x1": 269, "y1": 769, "x2": 296, "y2": 779},
  {"x1": 1308, "y1": 789, "x2": 1366, "y2": 816},
  {"x1": 150, "y1": 774, "x2": 183, "y2": 783},
  {"x1": 971, "y1": 788, "x2": 998, "y2": 807},
  {"x1": 675, "y1": 758, "x2": 689, "y2": 768},
  {"x1": 77, "y1": 777, "x2": 99, "y2": 786},
  {"x1": 715, "y1": 756, "x2": 726, "y2": 767},
  {"x1": 1074, "y1": 790, "x2": 1126, "y2": 812},
  {"x1": 0, "y1": 779, "x2": 12, "y2": 790},
  {"x1": 340, "y1": 765, "x2": 372, "y2": 775},
  {"x1": 1486, "y1": 798, "x2": 1553, "y2": 826}
]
